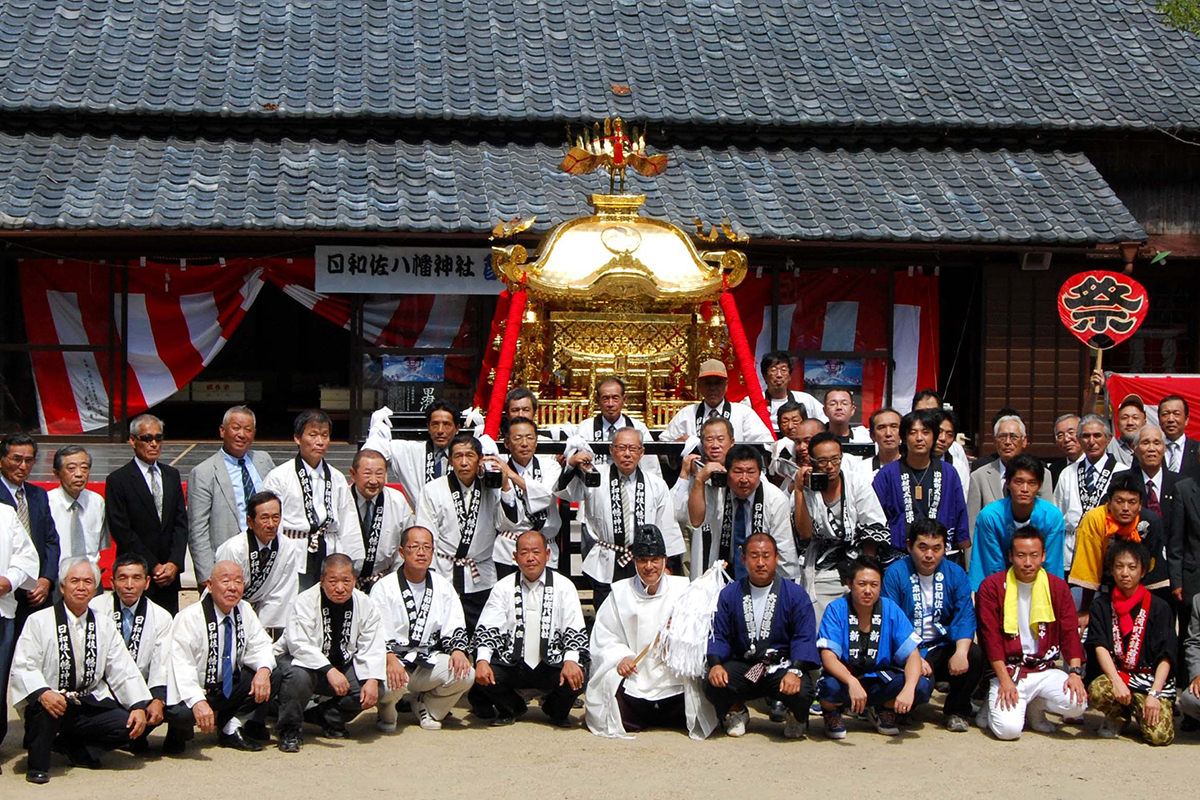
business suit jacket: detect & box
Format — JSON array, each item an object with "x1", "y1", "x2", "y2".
[
  {"x1": 187, "y1": 448, "x2": 275, "y2": 585},
  {"x1": 1169, "y1": 437, "x2": 1200, "y2": 483},
  {"x1": 1170, "y1": 477, "x2": 1200, "y2": 612},
  {"x1": 105, "y1": 459, "x2": 188, "y2": 613},
  {"x1": 1129, "y1": 466, "x2": 1178, "y2": 532},
  {"x1": 0, "y1": 479, "x2": 59, "y2": 619},
  {"x1": 966, "y1": 459, "x2": 1054, "y2": 534}
]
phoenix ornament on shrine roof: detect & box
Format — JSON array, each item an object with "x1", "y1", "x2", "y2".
[{"x1": 559, "y1": 118, "x2": 668, "y2": 193}]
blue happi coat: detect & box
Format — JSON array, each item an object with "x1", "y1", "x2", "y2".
[
  {"x1": 881, "y1": 555, "x2": 975, "y2": 654},
  {"x1": 706, "y1": 577, "x2": 819, "y2": 671}
]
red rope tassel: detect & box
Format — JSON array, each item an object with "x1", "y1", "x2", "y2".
[
  {"x1": 483, "y1": 287, "x2": 527, "y2": 439},
  {"x1": 471, "y1": 289, "x2": 511, "y2": 410},
  {"x1": 719, "y1": 289, "x2": 776, "y2": 439}
]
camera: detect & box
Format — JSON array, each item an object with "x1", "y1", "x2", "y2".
[
  {"x1": 809, "y1": 471, "x2": 830, "y2": 491},
  {"x1": 709, "y1": 471, "x2": 727, "y2": 489},
  {"x1": 584, "y1": 469, "x2": 602, "y2": 487},
  {"x1": 483, "y1": 469, "x2": 503, "y2": 489}
]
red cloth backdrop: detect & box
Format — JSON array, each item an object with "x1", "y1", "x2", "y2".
[
  {"x1": 19, "y1": 258, "x2": 475, "y2": 433},
  {"x1": 1105, "y1": 374, "x2": 1200, "y2": 439}
]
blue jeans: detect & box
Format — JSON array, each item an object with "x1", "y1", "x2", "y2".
[{"x1": 817, "y1": 670, "x2": 932, "y2": 710}]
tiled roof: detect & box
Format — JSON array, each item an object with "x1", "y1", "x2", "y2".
[
  {"x1": 0, "y1": 0, "x2": 1196, "y2": 131},
  {"x1": 0, "y1": 133, "x2": 1147, "y2": 243}
]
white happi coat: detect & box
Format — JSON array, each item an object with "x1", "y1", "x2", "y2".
[
  {"x1": 798, "y1": 466, "x2": 887, "y2": 583},
  {"x1": 571, "y1": 415, "x2": 663, "y2": 477},
  {"x1": 741, "y1": 389, "x2": 828, "y2": 426},
  {"x1": 10, "y1": 604, "x2": 151, "y2": 710},
  {"x1": 586, "y1": 575, "x2": 717, "y2": 740},
  {"x1": 363, "y1": 410, "x2": 445, "y2": 512},
  {"x1": 664, "y1": 401, "x2": 774, "y2": 444},
  {"x1": 557, "y1": 466, "x2": 686, "y2": 584},
  {"x1": 681, "y1": 479, "x2": 799, "y2": 580},
  {"x1": 275, "y1": 586, "x2": 386, "y2": 681},
  {"x1": 166, "y1": 598, "x2": 276, "y2": 708},
  {"x1": 0, "y1": 502, "x2": 37, "y2": 618},
  {"x1": 370, "y1": 570, "x2": 470, "y2": 659},
  {"x1": 474, "y1": 569, "x2": 588, "y2": 668},
  {"x1": 352, "y1": 486, "x2": 412, "y2": 582},
  {"x1": 415, "y1": 474, "x2": 518, "y2": 595},
  {"x1": 494, "y1": 455, "x2": 564, "y2": 569},
  {"x1": 262, "y1": 458, "x2": 365, "y2": 576},
  {"x1": 214, "y1": 530, "x2": 305, "y2": 629},
  {"x1": 89, "y1": 592, "x2": 173, "y2": 693},
  {"x1": 1054, "y1": 453, "x2": 1128, "y2": 568}
]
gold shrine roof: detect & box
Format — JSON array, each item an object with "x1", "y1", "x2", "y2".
[{"x1": 494, "y1": 194, "x2": 746, "y2": 307}]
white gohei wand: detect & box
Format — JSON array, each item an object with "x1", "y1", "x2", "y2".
[{"x1": 630, "y1": 560, "x2": 730, "y2": 678}]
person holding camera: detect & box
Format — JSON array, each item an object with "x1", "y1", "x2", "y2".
[
  {"x1": 687, "y1": 444, "x2": 798, "y2": 583},
  {"x1": 793, "y1": 432, "x2": 889, "y2": 625},
  {"x1": 557, "y1": 428, "x2": 685, "y2": 611}
]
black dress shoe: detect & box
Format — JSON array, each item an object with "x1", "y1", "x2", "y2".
[
  {"x1": 768, "y1": 700, "x2": 787, "y2": 723},
  {"x1": 550, "y1": 716, "x2": 574, "y2": 729},
  {"x1": 242, "y1": 721, "x2": 272, "y2": 742},
  {"x1": 162, "y1": 733, "x2": 187, "y2": 755},
  {"x1": 470, "y1": 704, "x2": 497, "y2": 720},
  {"x1": 277, "y1": 729, "x2": 302, "y2": 754},
  {"x1": 395, "y1": 698, "x2": 413, "y2": 713},
  {"x1": 26, "y1": 770, "x2": 50, "y2": 784},
  {"x1": 218, "y1": 729, "x2": 264, "y2": 752},
  {"x1": 320, "y1": 724, "x2": 348, "y2": 740},
  {"x1": 489, "y1": 715, "x2": 516, "y2": 727},
  {"x1": 67, "y1": 747, "x2": 102, "y2": 770}
]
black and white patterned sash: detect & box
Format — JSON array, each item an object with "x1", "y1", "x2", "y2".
[
  {"x1": 909, "y1": 568, "x2": 948, "y2": 643},
  {"x1": 591, "y1": 414, "x2": 632, "y2": 442},
  {"x1": 399, "y1": 573, "x2": 436, "y2": 657},
  {"x1": 110, "y1": 593, "x2": 148, "y2": 662},
  {"x1": 719, "y1": 483, "x2": 765, "y2": 561},
  {"x1": 740, "y1": 577, "x2": 781, "y2": 648},
  {"x1": 513, "y1": 570, "x2": 556, "y2": 666},
  {"x1": 511, "y1": 456, "x2": 547, "y2": 531},
  {"x1": 54, "y1": 602, "x2": 97, "y2": 693},
  {"x1": 608, "y1": 465, "x2": 645, "y2": 565},
  {"x1": 245, "y1": 531, "x2": 280, "y2": 597},
  {"x1": 1078, "y1": 455, "x2": 1117, "y2": 511},
  {"x1": 202, "y1": 593, "x2": 244, "y2": 694},
  {"x1": 900, "y1": 463, "x2": 942, "y2": 524},
  {"x1": 695, "y1": 400, "x2": 732, "y2": 428},
  {"x1": 320, "y1": 594, "x2": 354, "y2": 667},
  {"x1": 448, "y1": 473, "x2": 483, "y2": 560},
  {"x1": 295, "y1": 455, "x2": 333, "y2": 554},
  {"x1": 357, "y1": 489, "x2": 387, "y2": 579},
  {"x1": 846, "y1": 602, "x2": 883, "y2": 677}
]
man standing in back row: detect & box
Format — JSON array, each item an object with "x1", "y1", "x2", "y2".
[{"x1": 664, "y1": 360, "x2": 773, "y2": 444}]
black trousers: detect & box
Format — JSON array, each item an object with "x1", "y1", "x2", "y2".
[
  {"x1": 164, "y1": 667, "x2": 277, "y2": 739},
  {"x1": 478, "y1": 662, "x2": 586, "y2": 721},
  {"x1": 276, "y1": 658, "x2": 366, "y2": 731},
  {"x1": 924, "y1": 641, "x2": 985, "y2": 717},
  {"x1": 24, "y1": 700, "x2": 132, "y2": 772},
  {"x1": 705, "y1": 660, "x2": 815, "y2": 721},
  {"x1": 616, "y1": 686, "x2": 686, "y2": 733}
]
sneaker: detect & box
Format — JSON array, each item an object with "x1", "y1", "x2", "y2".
[
  {"x1": 945, "y1": 714, "x2": 970, "y2": 733},
  {"x1": 822, "y1": 709, "x2": 847, "y2": 739},
  {"x1": 868, "y1": 707, "x2": 900, "y2": 736},
  {"x1": 723, "y1": 709, "x2": 749, "y2": 737},
  {"x1": 415, "y1": 695, "x2": 442, "y2": 731},
  {"x1": 782, "y1": 710, "x2": 806, "y2": 739},
  {"x1": 1026, "y1": 699, "x2": 1055, "y2": 734},
  {"x1": 277, "y1": 728, "x2": 302, "y2": 754},
  {"x1": 1096, "y1": 717, "x2": 1121, "y2": 739},
  {"x1": 894, "y1": 712, "x2": 914, "y2": 727}
]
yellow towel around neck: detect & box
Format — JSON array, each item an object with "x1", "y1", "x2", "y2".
[{"x1": 1003, "y1": 567, "x2": 1055, "y2": 637}]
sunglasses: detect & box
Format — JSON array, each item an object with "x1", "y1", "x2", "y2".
[{"x1": 135, "y1": 433, "x2": 165, "y2": 443}]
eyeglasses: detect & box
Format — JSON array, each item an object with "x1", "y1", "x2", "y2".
[
  {"x1": 812, "y1": 456, "x2": 842, "y2": 468},
  {"x1": 3, "y1": 454, "x2": 36, "y2": 465},
  {"x1": 404, "y1": 544, "x2": 434, "y2": 553},
  {"x1": 994, "y1": 433, "x2": 1022, "y2": 442},
  {"x1": 135, "y1": 433, "x2": 164, "y2": 443},
  {"x1": 612, "y1": 444, "x2": 642, "y2": 454},
  {"x1": 1053, "y1": 431, "x2": 1076, "y2": 440}
]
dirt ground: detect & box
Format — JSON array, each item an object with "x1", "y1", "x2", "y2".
[{"x1": 3, "y1": 695, "x2": 1198, "y2": 798}]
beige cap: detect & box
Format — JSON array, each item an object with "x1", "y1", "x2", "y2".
[{"x1": 698, "y1": 359, "x2": 728, "y2": 379}]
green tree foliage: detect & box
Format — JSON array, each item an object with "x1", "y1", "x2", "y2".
[{"x1": 1161, "y1": 0, "x2": 1200, "y2": 34}]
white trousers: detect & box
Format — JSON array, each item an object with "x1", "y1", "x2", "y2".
[
  {"x1": 986, "y1": 668, "x2": 1087, "y2": 741},
  {"x1": 379, "y1": 653, "x2": 474, "y2": 723},
  {"x1": 804, "y1": 567, "x2": 846, "y2": 628}
]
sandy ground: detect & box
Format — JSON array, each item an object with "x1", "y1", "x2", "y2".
[{"x1": 3, "y1": 694, "x2": 1199, "y2": 799}]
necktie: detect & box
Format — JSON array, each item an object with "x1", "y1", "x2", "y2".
[
  {"x1": 1085, "y1": 465, "x2": 1097, "y2": 494},
  {"x1": 435, "y1": 450, "x2": 446, "y2": 478},
  {"x1": 733, "y1": 500, "x2": 749, "y2": 579},
  {"x1": 620, "y1": 479, "x2": 634, "y2": 546},
  {"x1": 14, "y1": 486, "x2": 29, "y2": 534},
  {"x1": 524, "y1": 583, "x2": 541, "y2": 669},
  {"x1": 122, "y1": 607, "x2": 133, "y2": 645},
  {"x1": 1168, "y1": 442, "x2": 1180, "y2": 472},
  {"x1": 221, "y1": 617, "x2": 234, "y2": 698},
  {"x1": 707, "y1": 408, "x2": 718, "y2": 420},
  {"x1": 360, "y1": 497, "x2": 374, "y2": 542},
  {"x1": 69, "y1": 499, "x2": 87, "y2": 557},
  {"x1": 149, "y1": 465, "x2": 163, "y2": 519},
  {"x1": 1147, "y1": 479, "x2": 1160, "y2": 515},
  {"x1": 605, "y1": 424, "x2": 616, "y2": 443},
  {"x1": 237, "y1": 457, "x2": 256, "y2": 509}
]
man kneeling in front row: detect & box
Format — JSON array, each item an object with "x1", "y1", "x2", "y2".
[
  {"x1": 10, "y1": 559, "x2": 151, "y2": 784},
  {"x1": 274, "y1": 554, "x2": 385, "y2": 752},
  {"x1": 706, "y1": 532, "x2": 818, "y2": 739}
]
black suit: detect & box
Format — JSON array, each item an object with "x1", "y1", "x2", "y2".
[
  {"x1": 1167, "y1": 437, "x2": 1200, "y2": 483},
  {"x1": 0, "y1": 479, "x2": 59, "y2": 627},
  {"x1": 1047, "y1": 456, "x2": 1071, "y2": 490},
  {"x1": 105, "y1": 459, "x2": 188, "y2": 613},
  {"x1": 1170, "y1": 478, "x2": 1200, "y2": 613},
  {"x1": 1130, "y1": 467, "x2": 1179, "y2": 535}
]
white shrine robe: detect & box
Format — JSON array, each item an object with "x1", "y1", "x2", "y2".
[
  {"x1": 89, "y1": 592, "x2": 173, "y2": 694},
  {"x1": 586, "y1": 575, "x2": 717, "y2": 740},
  {"x1": 275, "y1": 586, "x2": 386, "y2": 681},
  {"x1": 262, "y1": 458, "x2": 365, "y2": 576},
  {"x1": 557, "y1": 466, "x2": 686, "y2": 585},
  {"x1": 166, "y1": 599, "x2": 276, "y2": 708},
  {"x1": 495, "y1": 455, "x2": 564, "y2": 569},
  {"x1": 415, "y1": 475, "x2": 520, "y2": 595},
  {"x1": 10, "y1": 604, "x2": 151, "y2": 710},
  {"x1": 214, "y1": 531, "x2": 305, "y2": 629},
  {"x1": 370, "y1": 570, "x2": 470, "y2": 659}
]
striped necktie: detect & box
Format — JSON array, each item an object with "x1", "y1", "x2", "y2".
[{"x1": 14, "y1": 485, "x2": 30, "y2": 534}]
